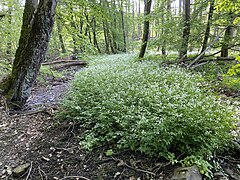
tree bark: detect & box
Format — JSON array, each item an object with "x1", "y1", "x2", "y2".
[
  {"x1": 139, "y1": 0, "x2": 152, "y2": 59},
  {"x1": 179, "y1": 0, "x2": 190, "y2": 59},
  {"x1": 201, "y1": 0, "x2": 214, "y2": 53},
  {"x1": 1, "y1": 0, "x2": 58, "y2": 109}
]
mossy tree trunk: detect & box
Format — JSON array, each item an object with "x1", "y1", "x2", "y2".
[{"x1": 1, "y1": 0, "x2": 58, "y2": 109}]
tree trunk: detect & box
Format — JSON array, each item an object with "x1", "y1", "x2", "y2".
[
  {"x1": 179, "y1": 0, "x2": 190, "y2": 59},
  {"x1": 1, "y1": 0, "x2": 57, "y2": 109},
  {"x1": 103, "y1": 21, "x2": 110, "y2": 54},
  {"x1": 92, "y1": 17, "x2": 101, "y2": 53},
  {"x1": 179, "y1": 0, "x2": 183, "y2": 14},
  {"x1": 120, "y1": 7, "x2": 127, "y2": 52},
  {"x1": 6, "y1": 6, "x2": 12, "y2": 56},
  {"x1": 131, "y1": 0, "x2": 135, "y2": 42},
  {"x1": 139, "y1": 0, "x2": 152, "y2": 59},
  {"x1": 200, "y1": 0, "x2": 214, "y2": 53},
  {"x1": 56, "y1": 16, "x2": 66, "y2": 53},
  {"x1": 137, "y1": 0, "x2": 142, "y2": 39},
  {"x1": 221, "y1": 14, "x2": 234, "y2": 57}
]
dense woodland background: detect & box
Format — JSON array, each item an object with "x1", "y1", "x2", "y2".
[{"x1": 0, "y1": 0, "x2": 239, "y2": 60}]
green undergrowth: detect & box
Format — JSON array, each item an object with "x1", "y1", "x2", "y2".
[
  {"x1": 57, "y1": 54, "x2": 236, "y2": 163},
  {"x1": 222, "y1": 56, "x2": 240, "y2": 91},
  {"x1": 37, "y1": 65, "x2": 64, "y2": 84},
  {"x1": 0, "y1": 60, "x2": 11, "y2": 80},
  {"x1": 195, "y1": 58, "x2": 240, "y2": 93}
]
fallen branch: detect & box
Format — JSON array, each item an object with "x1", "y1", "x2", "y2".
[
  {"x1": 188, "y1": 25, "x2": 230, "y2": 68},
  {"x1": 42, "y1": 60, "x2": 86, "y2": 66},
  {"x1": 112, "y1": 157, "x2": 156, "y2": 176},
  {"x1": 25, "y1": 162, "x2": 33, "y2": 180},
  {"x1": 59, "y1": 176, "x2": 90, "y2": 180},
  {"x1": 190, "y1": 56, "x2": 236, "y2": 69},
  {"x1": 51, "y1": 61, "x2": 88, "y2": 70},
  {"x1": 197, "y1": 56, "x2": 235, "y2": 63},
  {"x1": 167, "y1": 56, "x2": 236, "y2": 66}
]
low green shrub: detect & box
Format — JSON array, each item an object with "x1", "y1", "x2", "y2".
[
  {"x1": 58, "y1": 54, "x2": 236, "y2": 159},
  {"x1": 179, "y1": 155, "x2": 213, "y2": 178}
]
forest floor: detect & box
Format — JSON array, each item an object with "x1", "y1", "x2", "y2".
[{"x1": 0, "y1": 60, "x2": 240, "y2": 180}]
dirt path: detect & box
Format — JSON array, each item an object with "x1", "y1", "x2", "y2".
[
  {"x1": 0, "y1": 82, "x2": 68, "y2": 175},
  {"x1": 0, "y1": 67, "x2": 75, "y2": 178}
]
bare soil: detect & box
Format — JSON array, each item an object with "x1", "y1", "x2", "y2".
[{"x1": 0, "y1": 66, "x2": 239, "y2": 180}]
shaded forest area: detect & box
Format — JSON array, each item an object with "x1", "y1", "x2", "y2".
[{"x1": 0, "y1": 0, "x2": 240, "y2": 179}]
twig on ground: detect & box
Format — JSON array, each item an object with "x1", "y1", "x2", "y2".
[
  {"x1": 38, "y1": 166, "x2": 47, "y2": 180},
  {"x1": 112, "y1": 157, "x2": 156, "y2": 176},
  {"x1": 218, "y1": 156, "x2": 240, "y2": 163},
  {"x1": 14, "y1": 108, "x2": 48, "y2": 117},
  {"x1": 25, "y1": 162, "x2": 33, "y2": 180},
  {"x1": 59, "y1": 176, "x2": 90, "y2": 180}
]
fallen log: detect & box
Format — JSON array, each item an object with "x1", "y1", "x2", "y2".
[
  {"x1": 42, "y1": 60, "x2": 86, "y2": 65},
  {"x1": 165, "y1": 56, "x2": 236, "y2": 66},
  {"x1": 198, "y1": 56, "x2": 235, "y2": 63},
  {"x1": 190, "y1": 56, "x2": 236, "y2": 69},
  {"x1": 50, "y1": 61, "x2": 88, "y2": 70}
]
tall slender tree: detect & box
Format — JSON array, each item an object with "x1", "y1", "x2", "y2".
[
  {"x1": 201, "y1": 0, "x2": 214, "y2": 53},
  {"x1": 139, "y1": 0, "x2": 152, "y2": 59},
  {"x1": 179, "y1": 0, "x2": 190, "y2": 59}
]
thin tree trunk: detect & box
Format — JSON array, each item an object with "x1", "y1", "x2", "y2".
[
  {"x1": 56, "y1": 16, "x2": 66, "y2": 53},
  {"x1": 179, "y1": 0, "x2": 190, "y2": 59},
  {"x1": 139, "y1": 0, "x2": 152, "y2": 59},
  {"x1": 6, "y1": 7, "x2": 12, "y2": 56},
  {"x1": 179, "y1": 0, "x2": 183, "y2": 14},
  {"x1": 221, "y1": 14, "x2": 234, "y2": 57},
  {"x1": 201, "y1": 0, "x2": 214, "y2": 53},
  {"x1": 120, "y1": 2, "x2": 127, "y2": 52},
  {"x1": 131, "y1": 0, "x2": 135, "y2": 41},
  {"x1": 92, "y1": 17, "x2": 101, "y2": 53},
  {"x1": 111, "y1": 0, "x2": 117, "y2": 52},
  {"x1": 137, "y1": 0, "x2": 142, "y2": 39},
  {"x1": 1, "y1": 0, "x2": 57, "y2": 108},
  {"x1": 84, "y1": 12, "x2": 92, "y2": 44},
  {"x1": 103, "y1": 22, "x2": 110, "y2": 54}
]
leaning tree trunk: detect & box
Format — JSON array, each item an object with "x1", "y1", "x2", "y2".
[
  {"x1": 179, "y1": 0, "x2": 190, "y2": 59},
  {"x1": 200, "y1": 0, "x2": 214, "y2": 53},
  {"x1": 1, "y1": 0, "x2": 58, "y2": 109},
  {"x1": 139, "y1": 0, "x2": 152, "y2": 59}
]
